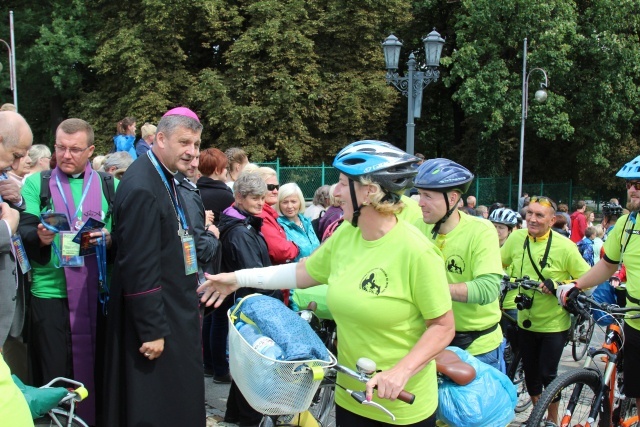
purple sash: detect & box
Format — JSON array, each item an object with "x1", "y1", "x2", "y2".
[{"x1": 49, "y1": 162, "x2": 102, "y2": 425}]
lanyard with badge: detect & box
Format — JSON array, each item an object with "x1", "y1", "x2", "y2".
[{"x1": 148, "y1": 151, "x2": 197, "y2": 275}]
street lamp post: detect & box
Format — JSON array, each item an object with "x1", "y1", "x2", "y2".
[
  {"x1": 0, "y1": 11, "x2": 17, "y2": 110},
  {"x1": 382, "y1": 29, "x2": 445, "y2": 155},
  {"x1": 518, "y1": 37, "x2": 549, "y2": 203}
]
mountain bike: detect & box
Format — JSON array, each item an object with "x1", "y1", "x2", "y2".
[
  {"x1": 525, "y1": 293, "x2": 640, "y2": 427},
  {"x1": 569, "y1": 308, "x2": 596, "y2": 362}
]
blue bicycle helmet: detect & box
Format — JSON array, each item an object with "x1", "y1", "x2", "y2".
[
  {"x1": 333, "y1": 140, "x2": 420, "y2": 193},
  {"x1": 333, "y1": 140, "x2": 419, "y2": 227},
  {"x1": 489, "y1": 207, "x2": 519, "y2": 228},
  {"x1": 414, "y1": 158, "x2": 474, "y2": 193},
  {"x1": 414, "y1": 158, "x2": 475, "y2": 237},
  {"x1": 616, "y1": 155, "x2": 640, "y2": 179}
]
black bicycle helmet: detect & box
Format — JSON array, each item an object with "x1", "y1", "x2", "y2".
[
  {"x1": 602, "y1": 202, "x2": 623, "y2": 218},
  {"x1": 414, "y1": 158, "x2": 475, "y2": 237},
  {"x1": 332, "y1": 140, "x2": 419, "y2": 227},
  {"x1": 489, "y1": 207, "x2": 519, "y2": 228},
  {"x1": 414, "y1": 158, "x2": 474, "y2": 193}
]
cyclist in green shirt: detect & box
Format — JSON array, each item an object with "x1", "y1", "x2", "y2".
[
  {"x1": 412, "y1": 158, "x2": 505, "y2": 371},
  {"x1": 501, "y1": 196, "x2": 590, "y2": 426},
  {"x1": 555, "y1": 154, "x2": 640, "y2": 415}
]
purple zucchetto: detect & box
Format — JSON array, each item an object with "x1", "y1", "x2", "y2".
[{"x1": 162, "y1": 107, "x2": 200, "y2": 123}]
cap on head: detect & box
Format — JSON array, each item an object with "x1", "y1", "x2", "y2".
[
  {"x1": 414, "y1": 158, "x2": 474, "y2": 194},
  {"x1": 163, "y1": 107, "x2": 200, "y2": 123},
  {"x1": 332, "y1": 140, "x2": 420, "y2": 193}
]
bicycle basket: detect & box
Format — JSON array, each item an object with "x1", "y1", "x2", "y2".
[{"x1": 228, "y1": 313, "x2": 337, "y2": 415}]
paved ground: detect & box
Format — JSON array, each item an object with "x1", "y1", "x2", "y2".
[{"x1": 204, "y1": 328, "x2": 605, "y2": 427}]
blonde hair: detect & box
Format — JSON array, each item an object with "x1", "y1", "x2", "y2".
[
  {"x1": 255, "y1": 166, "x2": 277, "y2": 182},
  {"x1": 92, "y1": 155, "x2": 107, "y2": 171},
  {"x1": 140, "y1": 122, "x2": 157, "y2": 140},
  {"x1": 358, "y1": 177, "x2": 405, "y2": 216},
  {"x1": 277, "y1": 183, "x2": 306, "y2": 215},
  {"x1": 595, "y1": 224, "x2": 605, "y2": 239},
  {"x1": 329, "y1": 183, "x2": 339, "y2": 206}
]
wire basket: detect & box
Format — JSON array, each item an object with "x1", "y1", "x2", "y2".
[{"x1": 228, "y1": 314, "x2": 337, "y2": 415}]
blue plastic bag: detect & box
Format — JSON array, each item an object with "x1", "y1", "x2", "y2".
[
  {"x1": 230, "y1": 294, "x2": 330, "y2": 362},
  {"x1": 436, "y1": 346, "x2": 516, "y2": 427}
]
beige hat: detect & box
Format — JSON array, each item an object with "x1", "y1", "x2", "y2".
[{"x1": 141, "y1": 122, "x2": 157, "y2": 139}]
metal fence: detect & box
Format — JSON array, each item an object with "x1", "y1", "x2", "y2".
[{"x1": 258, "y1": 161, "x2": 611, "y2": 209}]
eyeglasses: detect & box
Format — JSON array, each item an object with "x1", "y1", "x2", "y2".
[
  {"x1": 267, "y1": 184, "x2": 280, "y2": 191},
  {"x1": 530, "y1": 196, "x2": 557, "y2": 211},
  {"x1": 626, "y1": 181, "x2": 640, "y2": 190},
  {"x1": 54, "y1": 145, "x2": 90, "y2": 156}
]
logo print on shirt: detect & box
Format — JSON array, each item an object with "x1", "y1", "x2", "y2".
[
  {"x1": 446, "y1": 255, "x2": 465, "y2": 275},
  {"x1": 360, "y1": 268, "x2": 388, "y2": 295}
]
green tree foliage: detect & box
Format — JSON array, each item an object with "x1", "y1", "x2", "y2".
[{"x1": 1, "y1": 0, "x2": 639, "y2": 193}]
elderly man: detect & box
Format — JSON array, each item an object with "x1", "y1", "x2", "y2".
[
  {"x1": 501, "y1": 196, "x2": 589, "y2": 425},
  {"x1": 21, "y1": 118, "x2": 117, "y2": 425},
  {"x1": 103, "y1": 107, "x2": 205, "y2": 427},
  {"x1": 102, "y1": 151, "x2": 134, "y2": 176},
  {"x1": 135, "y1": 122, "x2": 156, "y2": 157},
  {"x1": 0, "y1": 111, "x2": 32, "y2": 383}
]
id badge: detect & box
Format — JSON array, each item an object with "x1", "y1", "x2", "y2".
[
  {"x1": 11, "y1": 234, "x2": 31, "y2": 273},
  {"x1": 182, "y1": 234, "x2": 197, "y2": 275},
  {"x1": 60, "y1": 231, "x2": 84, "y2": 267}
]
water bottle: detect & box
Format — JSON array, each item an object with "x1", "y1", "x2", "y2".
[{"x1": 236, "y1": 321, "x2": 285, "y2": 360}]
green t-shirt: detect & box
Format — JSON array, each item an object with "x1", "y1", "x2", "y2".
[
  {"x1": 396, "y1": 195, "x2": 423, "y2": 224},
  {"x1": 413, "y1": 212, "x2": 504, "y2": 355},
  {"x1": 22, "y1": 172, "x2": 117, "y2": 299},
  {"x1": 305, "y1": 219, "x2": 452, "y2": 424},
  {"x1": 603, "y1": 213, "x2": 640, "y2": 331},
  {"x1": 501, "y1": 229, "x2": 590, "y2": 332}
]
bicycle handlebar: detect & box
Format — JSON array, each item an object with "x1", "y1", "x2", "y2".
[
  {"x1": 501, "y1": 276, "x2": 544, "y2": 292},
  {"x1": 333, "y1": 363, "x2": 415, "y2": 404},
  {"x1": 575, "y1": 294, "x2": 640, "y2": 318}
]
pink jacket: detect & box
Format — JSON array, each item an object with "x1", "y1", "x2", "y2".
[{"x1": 258, "y1": 204, "x2": 299, "y2": 264}]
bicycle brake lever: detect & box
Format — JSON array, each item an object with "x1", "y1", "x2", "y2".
[{"x1": 347, "y1": 390, "x2": 396, "y2": 421}]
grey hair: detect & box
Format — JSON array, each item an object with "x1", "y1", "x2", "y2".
[
  {"x1": 104, "y1": 151, "x2": 134, "y2": 171},
  {"x1": 0, "y1": 111, "x2": 30, "y2": 148},
  {"x1": 28, "y1": 144, "x2": 52, "y2": 164},
  {"x1": 156, "y1": 114, "x2": 203, "y2": 138},
  {"x1": 234, "y1": 172, "x2": 267, "y2": 198},
  {"x1": 277, "y1": 182, "x2": 306, "y2": 214},
  {"x1": 312, "y1": 185, "x2": 330, "y2": 206}
]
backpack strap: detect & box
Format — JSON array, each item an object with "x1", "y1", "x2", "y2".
[{"x1": 39, "y1": 170, "x2": 116, "y2": 223}]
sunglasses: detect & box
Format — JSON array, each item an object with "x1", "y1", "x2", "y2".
[
  {"x1": 626, "y1": 181, "x2": 640, "y2": 190},
  {"x1": 530, "y1": 195, "x2": 557, "y2": 211},
  {"x1": 267, "y1": 184, "x2": 280, "y2": 191}
]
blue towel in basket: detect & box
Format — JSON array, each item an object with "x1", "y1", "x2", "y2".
[{"x1": 231, "y1": 294, "x2": 331, "y2": 362}]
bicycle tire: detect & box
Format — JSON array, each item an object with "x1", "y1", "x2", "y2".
[
  {"x1": 505, "y1": 350, "x2": 532, "y2": 413},
  {"x1": 617, "y1": 397, "x2": 638, "y2": 426},
  {"x1": 526, "y1": 369, "x2": 610, "y2": 427},
  {"x1": 34, "y1": 408, "x2": 89, "y2": 427},
  {"x1": 572, "y1": 314, "x2": 595, "y2": 361},
  {"x1": 308, "y1": 375, "x2": 336, "y2": 427}
]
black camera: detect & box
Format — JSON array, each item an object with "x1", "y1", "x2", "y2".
[{"x1": 515, "y1": 294, "x2": 533, "y2": 311}]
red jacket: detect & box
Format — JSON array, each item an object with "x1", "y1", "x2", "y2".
[
  {"x1": 258, "y1": 204, "x2": 299, "y2": 264},
  {"x1": 570, "y1": 211, "x2": 587, "y2": 243}
]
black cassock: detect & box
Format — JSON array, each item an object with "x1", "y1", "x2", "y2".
[{"x1": 102, "y1": 154, "x2": 205, "y2": 427}]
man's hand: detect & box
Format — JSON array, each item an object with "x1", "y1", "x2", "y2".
[
  {"x1": 140, "y1": 337, "x2": 164, "y2": 361},
  {"x1": 0, "y1": 179, "x2": 23, "y2": 205},
  {"x1": 0, "y1": 202, "x2": 19, "y2": 234},
  {"x1": 88, "y1": 228, "x2": 112, "y2": 248},
  {"x1": 37, "y1": 223, "x2": 56, "y2": 246},
  {"x1": 198, "y1": 272, "x2": 240, "y2": 308},
  {"x1": 556, "y1": 283, "x2": 580, "y2": 306},
  {"x1": 207, "y1": 224, "x2": 220, "y2": 239}
]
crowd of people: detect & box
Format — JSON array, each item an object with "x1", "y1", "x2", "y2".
[{"x1": 0, "y1": 105, "x2": 638, "y2": 427}]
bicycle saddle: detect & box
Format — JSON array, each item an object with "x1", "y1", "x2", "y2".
[{"x1": 435, "y1": 349, "x2": 477, "y2": 386}]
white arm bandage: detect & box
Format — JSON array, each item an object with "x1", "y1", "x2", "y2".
[{"x1": 235, "y1": 263, "x2": 298, "y2": 290}]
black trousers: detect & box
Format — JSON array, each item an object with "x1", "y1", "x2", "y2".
[
  {"x1": 336, "y1": 405, "x2": 436, "y2": 427},
  {"x1": 518, "y1": 328, "x2": 568, "y2": 397}
]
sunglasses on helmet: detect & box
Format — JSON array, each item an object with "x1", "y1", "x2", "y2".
[{"x1": 530, "y1": 196, "x2": 557, "y2": 211}]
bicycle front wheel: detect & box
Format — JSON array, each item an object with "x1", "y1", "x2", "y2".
[
  {"x1": 34, "y1": 408, "x2": 89, "y2": 427},
  {"x1": 506, "y1": 350, "x2": 532, "y2": 413},
  {"x1": 526, "y1": 369, "x2": 610, "y2": 427},
  {"x1": 572, "y1": 314, "x2": 595, "y2": 361},
  {"x1": 308, "y1": 373, "x2": 335, "y2": 427}
]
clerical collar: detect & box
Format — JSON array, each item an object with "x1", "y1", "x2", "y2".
[
  {"x1": 528, "y1": 229, "x2": 551, "y2": 243},
  {"x1": 70, "y1": 172, "x2": 84, "y2": 179}
]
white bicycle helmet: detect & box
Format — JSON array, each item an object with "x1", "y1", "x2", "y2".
[{"x1": 489, "y1": 207, "x2": 519, "y2": 228}]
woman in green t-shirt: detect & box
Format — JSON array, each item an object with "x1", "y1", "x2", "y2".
[{"x1": 200, "y1": 141, "x2": 455, "y2": 426}]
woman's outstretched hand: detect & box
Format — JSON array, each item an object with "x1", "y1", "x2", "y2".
[{"x1": 197, "y1": 272, "x2": 240, "y2": 308}]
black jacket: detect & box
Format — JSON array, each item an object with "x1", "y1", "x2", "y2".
[
  {"x1": 196, "y1": 176, "x2": 235, "y2": 227},
  {"x1": 218, "y1": 206, "x2": 280, "y2": 300}
]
